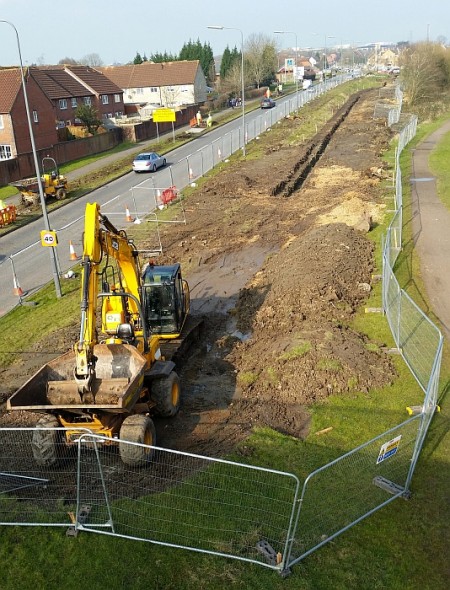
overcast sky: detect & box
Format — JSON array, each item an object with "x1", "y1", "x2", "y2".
[{"x1": 1, "y1": 0, "x2": 448, "y2": 66}]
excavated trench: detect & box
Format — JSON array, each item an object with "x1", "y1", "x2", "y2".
[{"x1": 270, "y1": 91, "x2": 364, "y2": 198}]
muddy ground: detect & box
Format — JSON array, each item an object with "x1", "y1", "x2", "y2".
[{"x1": 0, "y1": 86, "x2": 399, "y2": 458}]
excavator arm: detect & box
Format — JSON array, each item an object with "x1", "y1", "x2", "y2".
[{"x1": 74, "y1": 202, "x2": 144, "y2": 393}]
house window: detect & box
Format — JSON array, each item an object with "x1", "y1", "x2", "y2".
[
  {"x1": 56, "y1": 121, "x2": 65, "y2": 129},
  {"x1": 84, "y1": 96, "x2": 92, "y2": 106},
  {"x1": 33, "y1": 110, "x2": 39, "y2": 123},
  {"x1": 135, "y1": 88, "x2": 143, "y2": 95},
  {"x1": 115, "y1": 111, "x2": 123, "y2": 118},
  {"x1": 114, "y1": 94, "x2": 121, "y2": 103},
  {"x1": 59, "y1": 99, "x2": 67, "y2": 110},
  {"x1": 150, "y1": 87, "x2": 158, "y2": 93},
  {"x1": 102, "y1": 95, "x2": 109, "y2": 105},
  {"x1": 0, "y1": 115, "x2": 4, "y2": 129},
  {"x1": 0, "y1": 145, "x2": 12, "y2": 160},
  {"x1": 71, "y1": 98, "x2": 77, "y2": 108}
]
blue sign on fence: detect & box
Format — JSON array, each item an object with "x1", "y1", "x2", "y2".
[{"x1": 376, "y1": 435, "x2": 401, "y2": 464}]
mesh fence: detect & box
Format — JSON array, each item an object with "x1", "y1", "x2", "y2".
[
  {"x1": 0, "y1": 427, "x2": 90, "y2": 527},
  {"x1": 76, "y1": 434, "x2": 299, "y2": 571},
  {"x1": 288, "y1": 416, "x2": 421, "y2": 566}
]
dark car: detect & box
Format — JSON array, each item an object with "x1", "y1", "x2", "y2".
[
  {"x1": 261, "y1": 98, "x2": 276, "y2": 109},
  {"x1": 132, "y1": 152, "x2": 166, "y2": 173}
]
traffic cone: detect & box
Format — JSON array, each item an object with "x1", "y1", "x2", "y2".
[
  {"x1": 155, "y1": 190, "x2": 164, "y2": 210},
  {"x1": 125, "y1": 206, "x2": 133, "y2": 222},
  {"x1": 69, "y1": 240, "x2": 78, "y2": 261},
  {"x1": 13, "y1": 275, "x2": 24, "y2": 297}
]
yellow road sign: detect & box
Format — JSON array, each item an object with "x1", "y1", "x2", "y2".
[
  {"x1": 153, "y1": 108, "x2": 176, "y2": 123},
  {"x1": 40, "y1": 230, "x2": 58, "y2": 247}
]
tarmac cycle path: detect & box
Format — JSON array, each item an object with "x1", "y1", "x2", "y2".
[{"x1": 411, "y1": 120, "x2": 450, "y2": 342}]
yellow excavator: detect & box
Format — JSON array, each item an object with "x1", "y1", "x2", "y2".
[{"x1": 8, "y1": 202, "x2": 191, "y2": 466}]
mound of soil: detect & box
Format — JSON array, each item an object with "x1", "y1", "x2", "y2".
[{"x1": 1, "y1": 86, "x2": 398, "y2": 458}]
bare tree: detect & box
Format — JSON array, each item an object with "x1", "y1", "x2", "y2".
[
  {"x1": 400, "y1": 42, "x2": 450, "y2": 105},
  {"x1": 219, "y1": 61, "x2": 246, "y2": 97},
  {"x1": 80, "y1": 53, "x2": 104, "y2": 67},
  {"x1": 245, "y1": 33, "x2": 277, "y2": 89},
  {"x1": 58, "y1": 57, "x2": 80, "y2": 65},
  {"x1": 160, "y1": 86, "x2": 182, "y2": 108}
]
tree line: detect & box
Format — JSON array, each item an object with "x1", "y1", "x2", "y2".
[
  {"x1": 132, "y1": 34, "x2": 278, "y2": 94},
  {"x1": 400, "y1": 42, "x2": 450, "y2": 115}
]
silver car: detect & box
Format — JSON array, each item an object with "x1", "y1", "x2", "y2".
[{"x1": 132, "y1": 152, "x2": 166, "y2": 173}]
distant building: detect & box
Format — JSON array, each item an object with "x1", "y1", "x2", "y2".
[{"x1": 99, "y1": 60, "x2": 208, "y2": 116}]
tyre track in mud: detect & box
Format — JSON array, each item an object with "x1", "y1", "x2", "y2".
[{"x1": 270, "y1": 90, "x2": 366, "y2": 198}]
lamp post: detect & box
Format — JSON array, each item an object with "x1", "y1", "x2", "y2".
[
  {"x1": 208, "y1": 25, "x2": 246, "y2": 156},
  {"x1": 1, "y1": 20, "x2": 62, "y2": 298},
  {"x1": 274, "y1": 30, "x2": 299, "y2": 111}
]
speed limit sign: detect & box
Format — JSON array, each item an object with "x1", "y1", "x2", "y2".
[{"x1": 40, "y1": 230, "x2": 58, "y2": 247}]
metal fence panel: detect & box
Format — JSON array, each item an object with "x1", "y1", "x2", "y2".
[
  {"x1": 397, "y1": 291, "x2": 443, "y2": 393},
  {"x1": 288, "y1": 416, "x2": 421, "y2": 567},
  {"x1": 0, "y1": 427, "x2": 90, "y2": 527},
  {"x1": 76, "y1": 434, "x2": 299, "y2": 571}
]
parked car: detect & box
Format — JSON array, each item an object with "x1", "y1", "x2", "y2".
[
  {"x1": 132, "y1": 152, "x2": 166, "y2": 173},
  {"x1": 261, "y1": 98, "x2": 276, "y2": 109}
]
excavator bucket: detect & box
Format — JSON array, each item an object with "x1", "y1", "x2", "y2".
[{"x1": 7, "y1": 344, "x2": 147, "y2": 412}]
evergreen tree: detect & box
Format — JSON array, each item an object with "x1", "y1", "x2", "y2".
[
  {"x1": 134, "y1": 52, "x2": 143, "y2": 65},
  {"x1": 220, "y1": 46, "x2": 232, "y2": 78}
]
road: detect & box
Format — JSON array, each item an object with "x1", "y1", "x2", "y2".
[{"x1": 0, "y1": 78, "x2": 346, "y2": 317}]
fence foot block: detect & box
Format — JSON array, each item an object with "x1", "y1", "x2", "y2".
[
  {"x1": 256, "y1": 539, "x2": 280, "y2": 566},
  {"x1": 66, "y1": 504, "x2": 91, "y2": 537},
  {"x1": 373, "y1": 476, "x2": 411, "y2": 499}
]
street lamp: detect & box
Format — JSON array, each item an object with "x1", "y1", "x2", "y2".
[
  {"x1": 208, "y1": 25, "x2": 246, "y2": 156},
  {"x1": 1, "y1": 20, "x2": 62, "y2": 298},
  {"x1": 274, "y1": 30, "x2": 299, "y2": 111}
]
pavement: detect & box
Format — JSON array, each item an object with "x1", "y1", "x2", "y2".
[
  {"x1": 411, "y1": 121, "x2": 450, "y2": 343},
  {"x1": 2, "y1": 123, "x2": 193, "y2": 209}
]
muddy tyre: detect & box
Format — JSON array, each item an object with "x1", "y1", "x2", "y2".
[
  {"x1": 119, "y1": 415, "x2": 156, "y2": 466},
  {"x1": 56, "y1": 188, "x2": 66, "y2": 200},
  {"x1": 150, "y1": 371, "x2": 180, "y2": 417},
  {"x1": 32, "y1": 415, "x2": 62, "y2": 467}
]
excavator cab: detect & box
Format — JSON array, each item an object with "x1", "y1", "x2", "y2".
[{"x1": 142, "y1": 263, "x2": 189, "y2": 337}]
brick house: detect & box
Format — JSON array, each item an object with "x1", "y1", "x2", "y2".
[
  {"x1": 0, "y1": 67, "x2": 58, "y2": 161},
  {"x1": 0, "y1": 65, "x2": 124, "y2": 162},
  {"x1": 99, "y1": 60, "x2": 208, "y2": 116},
  {"x1": 31, "y1": 65, "x2": 125, "y2": 128}
]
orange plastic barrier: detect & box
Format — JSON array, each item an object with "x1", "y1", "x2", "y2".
[
  {"x1": 0, "y1": 205, "x2": 17, "y2": 227},
  {"x1": 160, "y1": 186, "x2": 178, "y2": 205}
]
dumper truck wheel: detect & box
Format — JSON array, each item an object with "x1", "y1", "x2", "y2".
[
  {"x1": 119, "y1": 415, "x2": 156, "y2": 466},
  {"x1": 150, "y1": 371, "x2": 181, "y2": 417},
  {"x1": 56, "y1": 188, "x2": 66, "y2": 200},
  {"x1": 31, "y1": 415, "x2": 62, "y2": 467}
]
